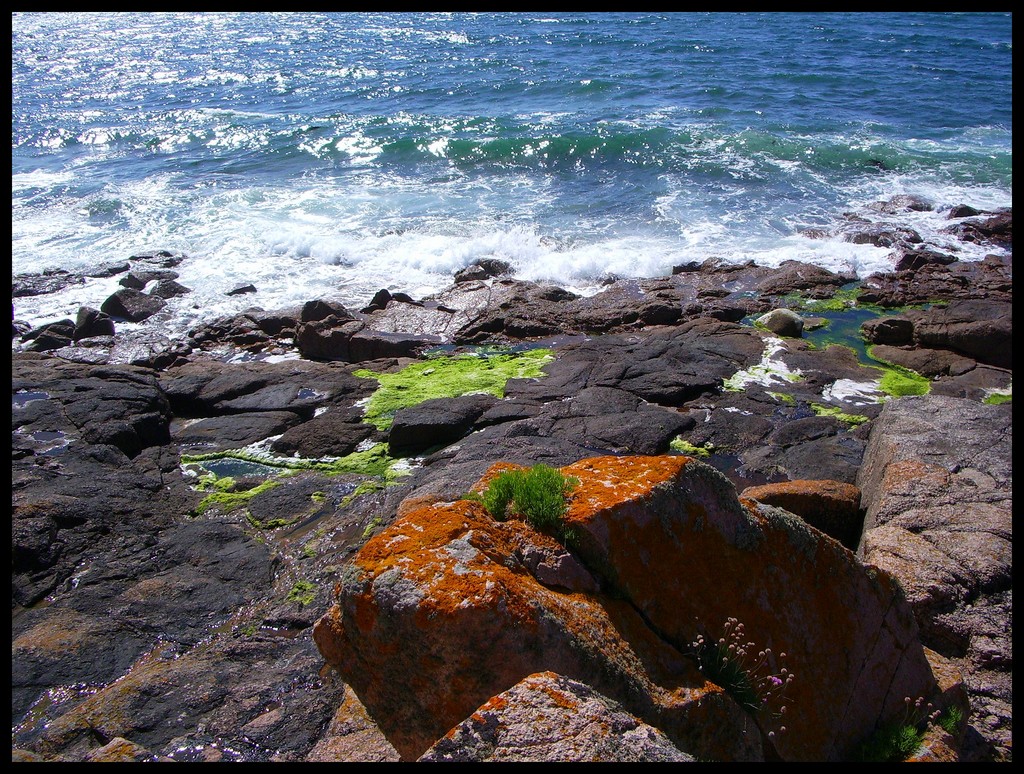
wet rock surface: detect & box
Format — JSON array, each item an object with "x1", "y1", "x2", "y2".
[{"x1": 10, "y1": 209, "x2": 1012, "y2": 762}]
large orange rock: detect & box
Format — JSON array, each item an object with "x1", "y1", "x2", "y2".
[{"x1": 314, "y1": 455, "x2": 940, "y2": 761}]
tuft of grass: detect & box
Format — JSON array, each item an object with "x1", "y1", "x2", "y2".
[
  {"x1": 475, "y1": 464, "x2": 578, "y2": 544},
  {"x1": 853, "y1": 695, "x2": 953, "y2": 762},
  {"x1": 286, "y1": 580, "x2": 316, "y2": 606},
  {"x1": 689, "y1": 618, "x2": 793, "y2": 733}
]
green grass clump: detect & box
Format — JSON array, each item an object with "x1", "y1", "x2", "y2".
[
  {"x1": 475, "y1": 464, "x2": 578, "y2": 543},
  {"x1": 854, "y1": 722, "x2": 925, "y2": 762},
  {"x1": 353, "y1": 349, "x2": 553, "y2": 430},
  {"x1": 286, "y1": 580, "x2": 316, "y2": 606}
]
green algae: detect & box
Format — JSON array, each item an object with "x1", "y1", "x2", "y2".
[
  {"x1": 196, "y1": 479, "x2": 280, "y2": 516},
  {"x1": 670, "y1": 438, "x2": 714, "y2": 457},
  {"x1": 867, "y1": 347, "x2": 931, "y2": 398},
  {"x1": 767, "y1": 392, "x2": 795, "y2": 405},
  {"x1": 810, "y1": 403, "x2": 870, "y2": 427},
  {"x1": 184, "y1": 442, "x2": 411, "y2": 524},
  {"x1": 983, "y1": 391, "x2": 1012, "y2": 405},
  {"x1": 353, "y1": 349, "x2": 553, "y2": 430},
  {"x1": 182, "y1": 442, "x2": 407, "y2": 480}
]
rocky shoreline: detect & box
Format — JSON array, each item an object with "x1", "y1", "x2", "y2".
[{"x1": 12, "y1": 201, "x2": 1011, "y2": 762}]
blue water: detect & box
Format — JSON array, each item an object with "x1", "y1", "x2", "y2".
[{"x1": 11, "y1": 12, "x2": 1012, "y2": 339}]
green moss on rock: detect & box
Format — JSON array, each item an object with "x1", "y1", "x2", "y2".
[{"x1": 353, "y1": 349, "x2": 553, "y2": 430}]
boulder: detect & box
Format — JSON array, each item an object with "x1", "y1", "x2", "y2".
[
  {"x1": 100, "y1": 287, "x2": 167, "y2": 322},
  {"x1": 73, "y1": 306, "x2": 116, "y2": 340},
  {"x1": 388, "y1": 393, "x2": 500, "y2": 456},
  {"x1": 149, "y1": 279, "x2": 192, "y2": 299},
  {"x1": 757, "y1": 308, "x2": 804, "y2": 338},
  {"x1": 119, "y1": 269, "x2": 179, "y2": 289},
  {"x1": 856, "y1": 395, "x2": 1012, "y2": 761},
  {"x1": 270, "y1": 409, "x2": 379, "y2": 459},
  {"x1": 314, "y1": 455, "x2": 942, "y2": 762},
  {"x1": 861, "y1": 316, "x2": 913, "y2": 346},
  {"x1": 419, "y1": 672, "x2": 694, "y2": 762}
]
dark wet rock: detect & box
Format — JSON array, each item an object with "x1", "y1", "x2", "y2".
[
  {"x1": 271, "y1": 409, "x2": 379, "y2": 459},
  {"x1": 837, "y1": 219, "x2": 923, "y2": 248},
  {"x1": 866, "y1": 194, "x2": 934, "y2": 214},
  {"x1": 73, "y1": 306, "x2": 116, "y2": 341},
  {"x1": 83, "y1": 261, "x2": 131, "y2": 278},
  {"x1": 150, "y1": 278, "x2": 192, "y2": 299},
  {"x1": 454, "y1": 258, "x2": 512, "y2": 284},
  {"x1": 129, "y1": 249, "x2": 186, "y2": 268},
  {"x1": 23, "y1": 320, "x2": 76, "y2": 352},
  {"x1": 904, "y1": 299, "x2": 1012, "y2": 369},
  {"x1": 941, "y1": 210, "x2": 1011, "y2": 249},
  {"x1": 947, "y1": 204, "x2": 982, "y2": 219},
  {"x1": 859, "y1": 253, "x2": 1012, "y2": 307},
  {"x1": 13, "y1": 355, "x2": 172, "y2": 459},
  {"x1": 12, "y1": 268, "x2": 85, "y2": 298},
  {"x1": 861, "y1": 315, "x2": 914, "y2": 346},
  {"x1": 293, "y1": 317, "x2": 359, "y2": 360},
  {"x1": 119, "y1": 269, "x2": 179, "y2": 289},
  {"x1": 300, "y1": 299, "x2": 353, "y2": 323},
  {"x1": 388, "y1": 393, "x2": 501, "y2": 456},
  {"x1": 348, "y1": 328, "x2": 443, "y2": 362},
  {"x1": 753, "y1": 260, "x2": 854, "y2": 298},
  {"x1": 360, "y1": 288, "x2": 393, "y2": 313},
  {"x1": 868, "y1": 344, "x2": 978, "y2": 380},
  {"x1": 173, "y1": 410, "x2": 304, "y2": 451},
  {"x1": 159, "y1": 358, "x2": 373, "y2": 418},
  {"x1": 893, "y1": 247, "x2": 958, "y2": 273},
  {"x1": 100, "y1": 287, "x2": 168, "y2": 322},
  {"x1": 226, "y1": 283, "x2": 258, "y2": 296}
]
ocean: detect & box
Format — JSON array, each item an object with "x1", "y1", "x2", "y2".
[{"x1": 11, "y1": 12, "x2": 1013, "y2": 342}]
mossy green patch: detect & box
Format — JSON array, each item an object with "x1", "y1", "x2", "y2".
[
  {"x1": 810, "y1": 403, "x2": 870, "y2": 427},
  {"x1": 670, "y1": 437, "x2": 714, "y2": 457},
  {"x1": 196, "y1": 479, "x2": 280, "y2": 516},
  {"x1": 867, "y1": 347, "x2": 931, "y2": 398},
  {"x1": 286, "y1": 580, "x2": 316, "y2": 606},
  {"x1": 353, "y1": 349, "x2": 553, "y2": 430},
  {"x1": 767, "y1": 392, "x2": 795, "y2": 405},
  {"x1": 983, "y1": 389, "x2": 1012, "y2": 405}
]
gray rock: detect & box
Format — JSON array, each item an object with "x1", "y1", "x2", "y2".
[
  {"x1": 857, "y1": 395, "x2": 1012, "y2": 762},
  {"x1": 419, "y1": 672, "x2": 694, "y2": 762},
  {"x1": 757, "y1": 308, "x2": 804, "y2": 338}
]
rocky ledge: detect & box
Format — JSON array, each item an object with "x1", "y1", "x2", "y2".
[{"x1": 11, "y1": 202, "x2": 1012, "y2": 762}]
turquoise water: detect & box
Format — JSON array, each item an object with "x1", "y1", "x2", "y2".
[{"x1": 12, "y1": 13, "x2": 1012, "y2": 338}]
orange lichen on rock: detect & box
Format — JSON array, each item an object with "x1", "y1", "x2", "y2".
[{"x1": 314, "y1": 454, "x2": 940, "y2": 763}]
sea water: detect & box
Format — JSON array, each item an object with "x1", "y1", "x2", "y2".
[{"x1": 12, "y1": 12, "x2": 1012, "y2": 341}]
